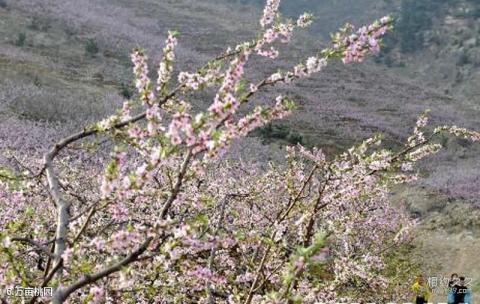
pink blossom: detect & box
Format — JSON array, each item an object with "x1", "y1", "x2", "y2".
[
  {"x1": 296, "y1": 13, "x2": 314, "y2": 28},
  {"x1": 268, "y1": 72, "x2": 283, "y2": 82},
  {"x1": 334, "y1": 17, "x2": 393, "y2": 64},
  {"x1": 157, "y1": 31, "x2": 178, "y2": 93},
  {"x1": 61, "y1": 247, "x2": 74, "y2": 266},
  {"x1": 260, "y1": 0, "x2": 281, "y2": 28},
  {"x1": 187, "y1": 266, "x2": 226, "y2": 285},
  {"x1": 111, "y1": 230, "x2": 141, "y2": 251},
  {"x1": 127, "y1": 126, "x2": 144, "y2": 139},
  {"x1": 121, "y1": 101, "x2": 131, "y2": 121},
  {"x1": 256, "y1": 46, "x2": 279, "y2": 59},
  {"x1": 131, "y1": 49, "x2": 154, "y2": 104},
  {"x1": 88, "y1": 286, "x2": 104, "y2": 303},
  {"x1": 89, "y1": 237, "x2": 106, "y2": 251}
]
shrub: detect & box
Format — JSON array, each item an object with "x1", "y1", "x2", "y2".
[
  {"x1": 257, "y1": 123, "x2": 304, "y2": 145},
  {"x1": 457, "y1": 51, "x2": 470, "y2": 66},
  {"x1": 15, "y1": 32, "x2": 26, "y2": 47},
  {"x1": 286, "y1": 131, "x2": 304, "y2": 145},
  {"x1": 119, "y1": 83, "x2": 133, "y2": 99},
  {"x1": 63, "y1": 24, "x2": 77, "y2": 37},
  {"x1": 85, "y1": 38, "x2": 99, "y2": 57},
  {"x1": 473, "y1": 7, "x2": 480, "y2": 18},
  {"x1": 28, "y1": 15, "x2": 51, "y2": 31}
]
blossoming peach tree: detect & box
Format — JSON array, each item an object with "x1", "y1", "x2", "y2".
[{"x1": 1, "y1": 1, "x2": 479, "y2": 303}]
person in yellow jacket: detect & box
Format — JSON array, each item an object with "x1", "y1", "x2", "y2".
[{"x1": 411, "y1": 276, "x2": 432, "y2": 304}]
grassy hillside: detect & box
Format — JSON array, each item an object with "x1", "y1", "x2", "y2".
[
  {"x1": 378, "y1": 0, "x2": 480, "y2": 106},
  {"x1": 229, "y1": 0, "x2": 480, "y2": 106}
]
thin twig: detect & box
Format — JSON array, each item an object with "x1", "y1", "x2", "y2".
[{"x1": 160, "y1": 149, "x2": 193, "y2": 219}]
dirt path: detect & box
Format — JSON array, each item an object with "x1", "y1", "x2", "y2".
[{"x1": 416, "y1": 229, "x2": 480, "y2": 303}]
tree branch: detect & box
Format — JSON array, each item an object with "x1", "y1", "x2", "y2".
[
  {"x1": 303, "y1": 169, "x2": 332, "y2": 247},
  {"x1": 54, "y1": 237, "x2": 152, "y2": 303},
  {"x1": 28, "y1": 259, "x2": 63, "y2": 304},
  {"x1": 206, "y1": 194, "x2": 231, "y2": 304},
  {"x1": 11, "y1": 237, "x2": 57, "y2": 259},
  {"x1": 243, "y1": 245, "x2": 272, "y2": 304},
  {"x1": 71, "y1": 204, "x2": 97, "y2": 245},
  {"x1": 43, "y1": 145, "x2": 70, "y2": 282},
  {"x1": 160, "y1": 149, "x2": 193, "y2": 219}
]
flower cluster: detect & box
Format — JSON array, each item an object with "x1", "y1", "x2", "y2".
[
  {"x1": 255, "y1": 22, "x2": 295, "y2": 59},
  {"x1": 187, "y1": 266, "x2": 227, "y2": 286},
  {"x1": 260, "y1": 0, "x2": 281, "y2": 28},
  {"x1": 100, "y1": 150, "x2": 127, "y2": 198},
  {"x1": 407, "y1": 143, "x2": 442, "y2": 162},
  {"x1": 294, "y1": 56, "x2": 328, "y2": 78},
  {"x1": 145, "y1": 103, "x2": 164, "y2": 136},
  {"x1": 89, "y1": 286, "x2": 105, "y2": 304},
  {"x1": 333, "y1": 16, "x2": 393, "y2": 64},
  {"x1": 111, "y1": 230, "x2": 143, "y2": 251},
  {"x1": 296, "y1": 13, "x2": 314, "y2": 28},
  {"x1": 208, "y1": 51, "x2": 249, "y2": 118},
  {"x1": 157, "y1": 31, "x2": 178, "y2": 95},
  {"x1": 167, "y1": 110, "x2": 193, "y2": 146},
  {"x1": 131, "y1": 49, "x2": 154, "y2": 104},
  {"x1": 235, "y1": 95, "x2": 293, "y2": 136},
  {"x1": 407, "y1": 110, "x2": 430, "y2": 147},
  {"x1": 255, "y1": 0, "x2": 316, "y2": 59},
  {"x1": 178, "y1": 68, "x2": 221, "y2": 91},
  {"x1": 435, "y1": 125, "x2": 480, "y2": 142},
  {"x1": 264, "y1": 55, "x2": 328, "y2": 86}
]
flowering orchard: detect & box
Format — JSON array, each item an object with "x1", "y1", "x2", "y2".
[{"x1": 1, "y1": 1, "x2": 479, "y2": 303}]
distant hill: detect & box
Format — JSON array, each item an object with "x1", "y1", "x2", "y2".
[
  {"x1": 228, "y1": 0, "x2": 480, "y2": 105},
  {"x1": 1, "y1": 0, "x2": 478, "y2": 203}
]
